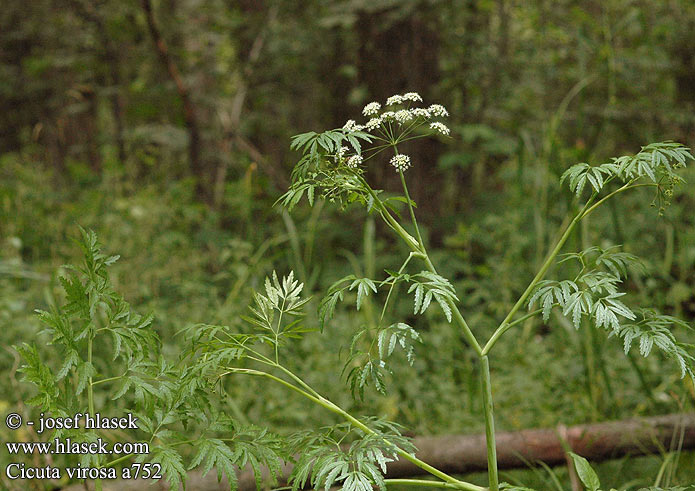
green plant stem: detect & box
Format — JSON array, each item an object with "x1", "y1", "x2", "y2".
[
  {"x1": 483, "y1": 180, "x2": 654, "y2": 356},
  {"x1": 222, "y1": 367, "x2": 486, "y2": 491},
  {"x1": 394, "y1": 173, "x2": 483, "y2": 355},
  {"x1": 385, "y1": 479, "x2": 469, "y2": 489},
  {"x1": 480, "y1": 356, "x2": 498, "y2": 491},
  {"x1": 398, "y1": 168, "x2": 425, "y2": 247},
  {"x1": 482, "y1": 195, "x2": 597, "y2": 356},
  {"x1": 102, "y1": 452, "x2": 135, "y2": 468},
  {"x1": 358, "y1": 176, "x2": 421, "y2": 252},
  {"x1": 578, "y1": 181, "x2": 652, "y2": 220},
  {"x1": 380, "y1": 252, "x2": 417, "y2": 321},
  {"x1": 91, "y1": 375, "x2": 123, "y2": 386},
  {"x1": 87, "y1": 334, "x2": 103, "y2": 491},
  {"x1": 484, "y1": 309, "x2": 543, "y2": 350}
]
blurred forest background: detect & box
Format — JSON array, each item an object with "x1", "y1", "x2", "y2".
[{"x1": 2, "y1": 0, "x2": 695, "y2": 488}]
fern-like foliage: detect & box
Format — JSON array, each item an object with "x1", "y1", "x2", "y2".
[
  {"x1": 384, "y1": 270, "x2": 458, "y2": 322},
  {"x1": 614, "y1": 309, "x2": 695, "y2": 381},
  {"x1": 318, "y1": 274, "x2": 378, "y2": 330},
  {"x1": 19, "y1": 230, "x2": 292, "y2": 490},
  {"x1": 189, "y1": 418, "x2": 285, "y2": 490},
  {"x1": 561, "y1": 142, "x2": 693, "y2": 210},
  {"x1": 377, "y1": 322, "x2": 421, "y2": 364},
  {"x1": 243, "y1": 270, "x2": 313, "y2": 343},
  {"x1": 288, "y1": 418, "x2": 415, "y2": 491},
  {"x1": 528, "y1": 246, "x2": 695, "y2": 382},
  {"x1": 19, "y1": 227, "x2": 160, "y2": 413},
  {"x1": 343, "y1": 321, "x2": 422, "y2": 399},
  {"x1": 279, "y1": 128, "x2": 374, "y2": 210},
  {"x1": 562, "y1": 142, "x2": 692, "y2": 190}
]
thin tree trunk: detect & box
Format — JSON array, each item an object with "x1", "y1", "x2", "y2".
[{"x1": 140, "y1": 0, "x2": 204, "y2": 197}]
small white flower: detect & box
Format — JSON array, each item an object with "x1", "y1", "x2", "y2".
[
  {"x1": 343, "y1": 119, "x2": 357, "y2": 131},
  {"x1": 411, "y1": 108, "x2": 431, "y2": 118},
  {"x1": 428, "y1": 104, "x2": 449, "y2": 117},
  {"x1": 380, "y1": 111, "x2": 396, "y2": 121},
  {"x1": 335, "y1": 146, "x2": 348, "y2": 161},
  {"x1": 347, "y1": 155, "x2": 363, "y2": 168},
  {"x1": 386, "y1": 94, "x2": 404, "y2": 106},
  {"x1": 362, "y1": 102, "x2": 381, "y2": 116},
  {"x1": 354, "y1": 124, "x2": 365, "y2": 131},
  {"x1": 365, "y1": 117, "x2": 382, "y2": 130},
  {"x1": 403, "y1": 92, "x2": 423, "y2": 102},
  {"x1": 394, "y1": 109, "x2": 413, "y2": 124},
  {"x1": 390, "y1": 154, "x2": 412, "y2": 172},
  {"x1": 429, "y1": 122, "x2": 450, "y2": 136}
]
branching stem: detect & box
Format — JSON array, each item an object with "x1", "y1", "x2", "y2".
[
  {"x1": 221, "y1": 367, "x2": 486, "y2": 491},
  {"x1": 482, "y1": 194, "x2": 597, "y2": 355}
]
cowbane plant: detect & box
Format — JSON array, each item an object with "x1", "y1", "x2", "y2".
[
  {"x1": 17, "y1": 93, "x2": 695, "y2": 491},
  {"x1": 274, "y1": 93, "x2": 695, "y2": 490},
  {"x1": 199, "y1": 92, "x2": 694, "y2": 490}
]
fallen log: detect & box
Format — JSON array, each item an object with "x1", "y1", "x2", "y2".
[{"x1": 61, "y1": 413, "x2": 695, "y2": 491}]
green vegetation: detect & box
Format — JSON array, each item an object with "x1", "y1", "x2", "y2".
[{"x1": 2, "y1": 1, "x2": 695, "y2": 490}]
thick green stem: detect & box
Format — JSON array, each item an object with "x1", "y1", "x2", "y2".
[
  {"x1": 483, "y1": 181, "x2": 654, "y2": 355},
  {"x1": 482, "y1": 196, "x2": 596, "y2": 356},
  {"x1": 359, "y1": 176, "x2": 421, "y2": 252},
  {"x1": 223, "y1": 368, "x2": 485, "y2": 491},
  {"x1": 480, "y1": 356, "x2": 498, "y2": 491}
]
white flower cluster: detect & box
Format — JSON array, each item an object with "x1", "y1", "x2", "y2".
[
  {"x1": 403, "y1": 92, "x2": 423, "y2": 102},
  {"x1": 394, "y1": 109, "x2": 413, "y2": 124},
  {"x1": 342, "y1": 93, "x2": 450, "y2": 175},
  {"x1": 346, "y1": 155, "x2": 363, "y2": 168},
  {"x1": 386, "y1": 94, "x2": 404, "y2": 106},
  {"x1": 362, "y1": 102, "x2": 381, "y2": 116},
  {"x1": 390, "y1": 154, "x2": 411, "y2": 172},
  {"x1": 342, "y1": 119, "x2": 365, "y2": 132},
  {"x1": 429, "y1": 122, "x2": 450, "y2": 136},
  {"x1": 336, "y1": 146, "x2": 348, "y2": 161},
  {"x1": 385, "y1": 91, "x2": 423, "y2": 106},
  {"x1": 365, "y1": 117, "x2": 382, "y2": 130},
  {"x1": 428, "y1": 104, "x2": 449, "y2": 117}
]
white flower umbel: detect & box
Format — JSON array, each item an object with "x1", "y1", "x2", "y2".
[
  {"x1": 365, "y1": 117, "x2": 382, "y2": 130},
  {"x1": 335, "y1": 146, "x2": 348, "y2": 162},
  {"x1": 429, "y1": 122, "x2": 450, "y2": 136},
  {"x1": 381, "y1": 111, "x2": 396, "y2": 121},
  {"x1": 402, "y1": 92, "x2": 423, "y2": 102},
  {"x1": 390, "y1": 154, "x2": 412, "y2": 172},
  {"x1": 412, "y1": 108, "x2": 431, "y2": 118},
  {"x1": 428, "y1": 104, "x2": 449, "y2": 117},
  {"x1": 343, "y1": 119, "x2": 357, "y2": 131},
  {"x1": 362, "y1": 102, "x2": 381, "y2": 116},
  {"x1": 346, "y1": 155, "x2": 363, "y2": 168},
  {"x1": 386, "y1": 94, "x2": 404, "y2": 106},
  {"x1": 394, "y1": 109, "x2": 413, "y2": 124}
]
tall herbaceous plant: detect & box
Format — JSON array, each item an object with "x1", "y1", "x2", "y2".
[
  {"x1": 204, "y1": 93, "x2": 695, "y2": 490},
  {"x1": 16, "y1": 93, "x2": 695, "y2": 491}
]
